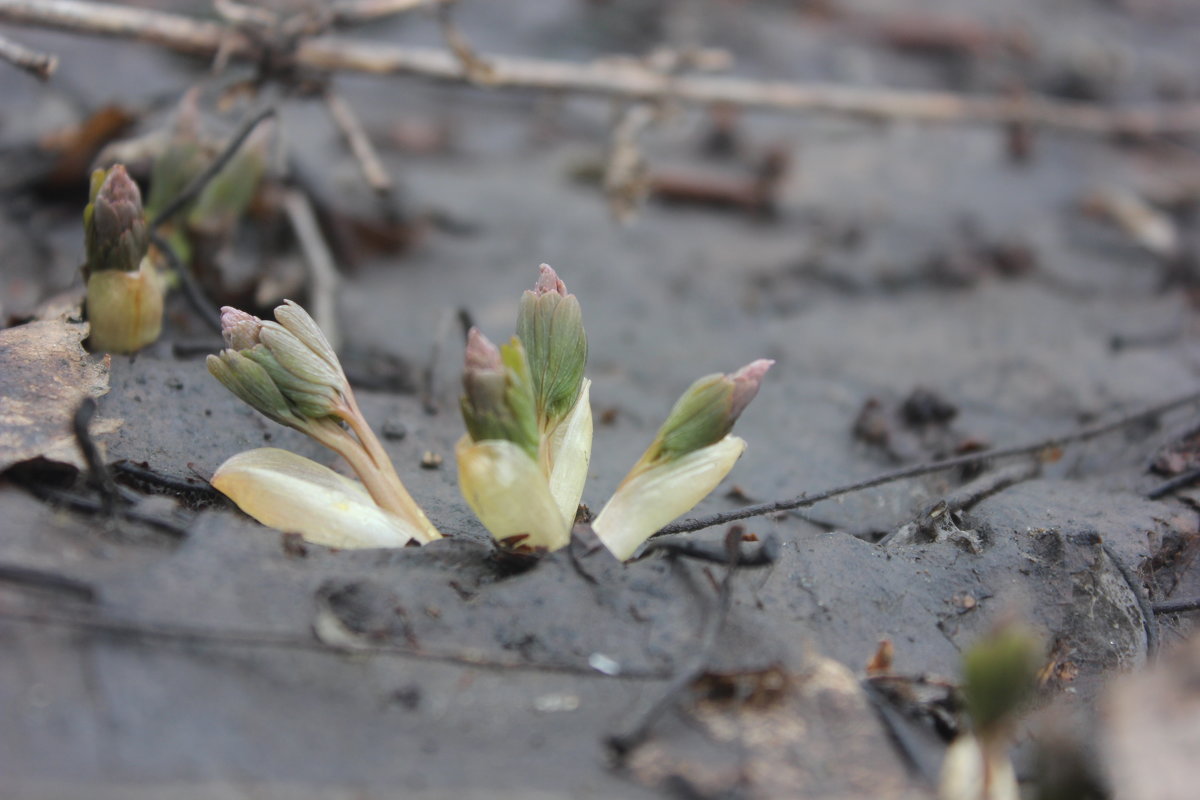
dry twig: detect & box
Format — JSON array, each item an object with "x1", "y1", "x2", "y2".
[
  {"x1": 5, "y1": 0, "x2": 1200, "y2": 135},
  {"x1": 655, "y1": 387, "x2": 1200, "y2": 537},
  {"x1": 0, "y1": 29, "x2": 56, "y2": 78},
  {"x1": 331, "y1": 0, "x2": 449, "y2": 26},
  {"x1": 282, "y1": 186, "x2": 342, "y2": 349},
  {"x1": 322, "y1": 88, "x2": 392, "y2": 194}
]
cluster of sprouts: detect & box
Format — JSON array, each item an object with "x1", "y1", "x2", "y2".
[{"x1": 205, "y1": 265, "x2": 769, "y2": 560}]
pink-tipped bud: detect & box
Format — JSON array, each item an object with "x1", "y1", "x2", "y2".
[
  {"x1": 533, "y1": 263, "x2": 568, "y2": 296},
  {"x1": 728, "y1": 359, "x2": 774, "y2": 423},
  {"x1": 220, "y1": 306, "x2": 263, "y2": 350},
  {"x1": 465, "y1": 327, "x2": 502, "y2": 372}
]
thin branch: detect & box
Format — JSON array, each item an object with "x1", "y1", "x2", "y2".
[
  {"x1": 0, "y1": 607, "x2": 672, "y2": 679},
  {"x1": 281, "y1": 186, "x2": 342, "y2": 350},
  {"x1": 641, "y1": 531, "x2": 780, "y2": 567},
  {"x1": 322, "y1": 88, "x2": 392, "y2": 194},
  {"x1": 1146, "y1": 466, "x2": 1200, "y2": 500},
  {"x1": 331, "y1": 0, "x2": 449, "y2": 26},
  {"x1": 656, "y1": 387, "x2": 1200, "y2": 537},
  {"x1": 150, "y1": 230, "x2": 221, "y2": 333},
  {"x1": 1152, "y1": 596, "x2": 1200, "y2": 614},
  {"x1": 435, "y1": 0, "x2": 495, "y2": 85},
  {"x1": 0, "y1": 30, "x2": 56, "y2": 78},
  {"x1": 73, "y1": 397, "x2": 121, "y2": 515},
  {"x1": 5, "y1": 0, "x2": 1200, "y2": 135},
  {"x1": 149, "y1": 105, "x2": 276, "y2": 230},
  {"x1": 111, "y1": 460, "x2": 224, "y2": 504}
]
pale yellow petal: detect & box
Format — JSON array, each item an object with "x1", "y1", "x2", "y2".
[
  {"x1": 938, "y1": 734, "x2": 1019, "y2": 800},
  {"x1": 456, "y1": 435, "x2": 570, "y2": 550},
  {"x1": 211, "y1": 447, "x2": 425, "y2": 548},
  {"x1": 85, "y1": 259, "x2": 164, "y2": 354},
  {"x1": 593, "y1": 435, "x2": 745, "y2": 561},
  {"x1": 544, "y1": 379, "x2": 592, "y2": 526}
]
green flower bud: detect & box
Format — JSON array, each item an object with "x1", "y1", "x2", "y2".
[
  {"x1": 459, "y1": 329, "x2": 540, "y2": 460},
  {"x1": 214, "y1": 302, "x2": 351, "y2": 424},
  {"x1": 207, "y1": 349, "x2": 299, "y2": 428},
  {"x1": 642, "y1": 359, "x2": 772, "y2": 467},
  {"x1": 962, "y1": 622, "x2": 1043, "y2": 735},
  {"x1": 242, "y1": 345, "x2": 341, "y2": 420},
  {"x1": 593, "y1": 359, "x2": 771, "y2": 560},
  {"x1": 515, "y1": 264, "x2": 587, "y2": 429},
  {"x1": 84, "y1": 164, "x2": 149, "y2": 275}
]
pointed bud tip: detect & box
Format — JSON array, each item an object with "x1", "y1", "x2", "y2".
[
  {"x1": 219, "y1": 306, "x2": 263, "y2": 350},
  {"x1": 465, "y1": 328, "x2": 502, "y2": 371},
  {"x1": 93, "y1": 164, "x2": 142, "y2": 207},
  {"x1": 729, "y1": 359, "x2": 773, "y2": 421},
  {"x1": 533, "y1": 263, "x2": 568, "y2": 296}
]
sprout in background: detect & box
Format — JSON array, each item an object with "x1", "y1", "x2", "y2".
[
  {"x1": 939, "y1": 620, "x2": 1044, "y2": 800},
  {"x1": 208, "y1": 301, "x2": 441, "y2": 548},
  {"x1": 82, "y1": 164, "x2": 164, "y2": 354}
]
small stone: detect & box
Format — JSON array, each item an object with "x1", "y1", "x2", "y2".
[
  {"x1": 420, "y1": 451, "x2": 442, "y2": 469},
  {"x1": 382, "y1": 418, "x2": 407, "y2": 441}
]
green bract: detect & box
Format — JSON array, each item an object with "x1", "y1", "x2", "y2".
[
  {"x1": 516, "y1": 264, "x2": 588, "y2": 428},
  {"x1": 460, "y1": 332, "x2": 540, "y2": 461}
]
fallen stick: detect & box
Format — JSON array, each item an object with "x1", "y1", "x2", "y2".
[
  {"x1": 0, "y1": 29, "x2": 55, "y2": 78},
  {"x1": 4, "y1": 0, "x2": 1200, "y2": 135},
  {"x1": 655, "y1": 386, "x2": 1200, "y2": 537}
]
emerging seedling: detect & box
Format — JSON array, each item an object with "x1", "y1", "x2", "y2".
[
  {"x1": 457, "y1": 266, "x2": 592, "y2": 551},
  {"x1": 208, "y1": 302, "x2": 441, "y2": 548},
  {"x1": 458, "y1": 265, "x2": 769, "y2": 559},
  {"x1": 592, "y1": 359, "x2": 772, "y2": 560},
  {"x1": 82, "y1": 164, "x2": 164, "y2": 353},
  {"x1": 939, "y1": 620, "x2": 1043, "y2": 800},
  {"x1": 146, "y1": 90, "x2": 274, "y2": 268}
]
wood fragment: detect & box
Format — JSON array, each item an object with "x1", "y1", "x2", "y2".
[
  {"x1": 4, "y1": 0, "x2": 1200, "y2": 135},
  {"x1": 323, "y1": 88, "x2": 392, "y2": 194},
  {"x1": 281, "y1": 187, "x2": 342, "y2": 350},
  {"x1": 0, "y1": 30, "x2": 56, "y2": 78}
]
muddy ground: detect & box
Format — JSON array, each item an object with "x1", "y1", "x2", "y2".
[{"x1": 3, "y1": 1, "x2": 1200, "y2": 798}]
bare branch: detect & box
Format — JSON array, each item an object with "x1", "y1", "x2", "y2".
[
  {"x1": 0, "y1": 30, "x2": 56, "y2": 78},
  {"x1": 282, "y1": 187, "x2": 342, "y2": 351},
  {"x1": 322, "y1": 88, "x2": 392, "y2": 194},
  {"x1": 655, "y1": 386, "x2": 1200, "y2": 537},
  {"x1": 435, "y1": 0, "x2": 495, "y2": 85},
  {"x1": 5, "y1": 0, "x2": 1200, "y2": 135},
  {"x1": 331, "y1": 0, "x2": 449, "y2": 26}
]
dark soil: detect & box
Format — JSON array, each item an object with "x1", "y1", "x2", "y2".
[{"x1": 3, "y1": 1, "x2": 1200, "y2": 797}]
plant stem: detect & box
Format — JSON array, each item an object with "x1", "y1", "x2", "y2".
[
  {"x1": 339, "y1": 393, "x2": 442, "y2": 542},
  {"x1": 308, "y1": 417, "x2": 442, "y2": 543}
]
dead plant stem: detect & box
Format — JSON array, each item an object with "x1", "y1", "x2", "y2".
[
  {"x1": 655, "y1": 388, "x2": 1200, "y2": 537},
  {"x1": 4, "y1": 0, "x2": 1200, "y2": 135}
]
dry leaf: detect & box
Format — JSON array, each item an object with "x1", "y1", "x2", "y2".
[{"x1": 0, "y1": 319, "x2": 119, "y2": 471}]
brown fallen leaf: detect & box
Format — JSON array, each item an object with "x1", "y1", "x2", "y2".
[{"x1": 0, "y1": 318, "x2": 120, "y2": 472}]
